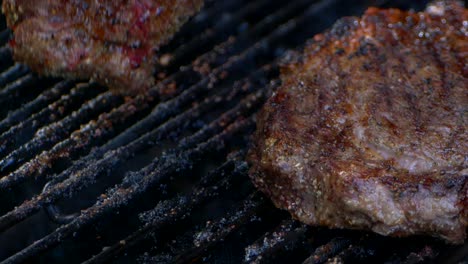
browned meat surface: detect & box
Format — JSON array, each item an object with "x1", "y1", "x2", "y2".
[
  {"x1": 2, "y1": 0, "x2": 204, "y2": 94},
  {"x1": 248, "y1": 1, "x2": 467, "y2": 244}
]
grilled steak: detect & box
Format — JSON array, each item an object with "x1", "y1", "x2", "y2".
[
  {"x1": 249, "y1": 0, "x2": 467, "y2": 243},
  {"x1": 2, "y1": 0, "x2": 204, "y2": 94}
]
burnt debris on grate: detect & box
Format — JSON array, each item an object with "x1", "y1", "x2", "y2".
[
  {"x1": 0, "y1": 0, "x2": 466, "y2": 263},
  {"x1": 83, "y1": 153, "x2": 253, "y2": 264},
  {"x1": 244, "y1": 219, "x2": 312, "y2": 264}
]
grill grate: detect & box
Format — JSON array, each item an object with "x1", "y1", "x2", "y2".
[{"x1": 0, "y1": 0, "x2": 466, "y2": 263}]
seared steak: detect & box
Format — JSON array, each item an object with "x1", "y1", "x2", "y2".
[
  {"x1": 249, "y1": 1, "x2": 467, "y2": 243},
  {"x1": 2, "y1": 0, "x2": 204, "y2": 94}
]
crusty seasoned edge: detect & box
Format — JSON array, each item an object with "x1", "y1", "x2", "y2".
[
  {"x1": 248, "y1": 0, "x2": 467, "y2": 244},
  {"x1": 1, "y1": 0, "x2": 204, "y2": 94}
]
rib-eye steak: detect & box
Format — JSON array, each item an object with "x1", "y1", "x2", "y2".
[
  {"x1": 248, "y1": 0, "x2": 467, "y2": 243},
  {"x1": 2, "y1": 0, "x2": 204, "y2": 94}
]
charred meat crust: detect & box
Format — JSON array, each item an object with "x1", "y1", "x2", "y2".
[
  {"x1": 2, "y1": 0, "x2": 204, "y2": 94},
  {"x1": 249, "y1": 1, "x2": 467, "y2": 244}
]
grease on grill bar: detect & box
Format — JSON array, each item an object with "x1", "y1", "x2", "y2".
[
  {"x1": 243, "y1": 219, "x2": 305, "y2": 263},
  {"x1": 0, "y1": 0, "x2": 466, "y2": 263}
]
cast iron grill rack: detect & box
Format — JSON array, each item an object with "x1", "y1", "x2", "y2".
[{"x1": 0, "y1": 0, "x2": 466, "y2": 263}]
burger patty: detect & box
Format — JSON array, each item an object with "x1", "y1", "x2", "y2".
[
  {"x1": 1, "y1": 0, "x2": 204, "y2": 94},
  {"x1": 248, "y1": 0, "x2": 467, "y2": 244}
]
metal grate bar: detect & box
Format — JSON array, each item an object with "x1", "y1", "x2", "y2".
[
  {"x1": 244, "y1": 219, "x2": 310, "y2": 264},
  {"x1": 163, "y1": 0, "x2": 284, "y2": 71},
  {"x1": 181, "y1": 0, "x2": 315, "y2": 76},
  {"x1": 83, "y1": 153, "x2": 248, "y2": 264},
  {"x1": 0, "y1": 80, "x2": 75, "y2": 135},
  {"x1": 160, "y1": 0, "x2": 237, "y2": 47},
  {"x1": 0, "y1": 63, "x2": 277, "y2": 196},
  {"x1": 0, "y1": 74, "x2": 40, "y2": 118},
  {"x1": 1, "y1": 113, "x2": 255, "y2": 263},
  {"x1": 155, "y1": 0, "x2": 309, "y2": 98},
  {"x1": 103, "y1": 56, "x2": 270, "y2": 152},
  {"x1": 302, "y1": 237, "x2": 354, "y2": 264},
  {"x1": 0, "y1": 63, "x2": 29, "y2": 88},
  {"x1": 154, "y1": 0, "x2": 295, "y2": 92},
  {"x1": 0, "y1": 81, "x2": 267, "y2": 234},
  {"x1": 172, "y1": 194, "x2": 266, "y2": 264},
  {"x1": 0, "y1": 83, "x2": 100, "y2": 164},
  {"x1": 0, "y1": 92, "x2": 122, "y2": 175},
  {"x1": 324, "y1": 240, "x2": 378, "y2": 263}
]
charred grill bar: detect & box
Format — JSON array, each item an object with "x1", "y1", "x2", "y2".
[{"x1": 0, "y1": 0, "x2": 466, "y2": 263}]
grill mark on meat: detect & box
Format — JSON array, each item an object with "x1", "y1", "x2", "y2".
[
  {"x1": 249, "y1": 0, "x2": 467, "y2": 244},
  {"x1": 424, "y1": 21, "x2": 466, "y2": 167},
  {"x1": 396, "y1": 47, "x2": 426, "y2": 142}
]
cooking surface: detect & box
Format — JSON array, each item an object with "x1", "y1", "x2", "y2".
[{"x1": 0, "y1": 0, "x2": 466, "y2": 263}]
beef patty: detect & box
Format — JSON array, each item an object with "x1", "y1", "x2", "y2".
[
  {"x1": 248, "y1": 0, "x2": 467, "y2": 244},
  {"x1": 2, "y1": 0, "x2": 204, "y2": 94}
]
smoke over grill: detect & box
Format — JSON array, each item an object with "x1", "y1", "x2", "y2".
[{"x1": 0, "y1": 0, "x2": 466, "y2": 263}]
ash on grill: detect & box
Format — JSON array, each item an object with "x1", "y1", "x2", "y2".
[{"x1": 0, "y1": 0, "x2": 466, "y2": 263}]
